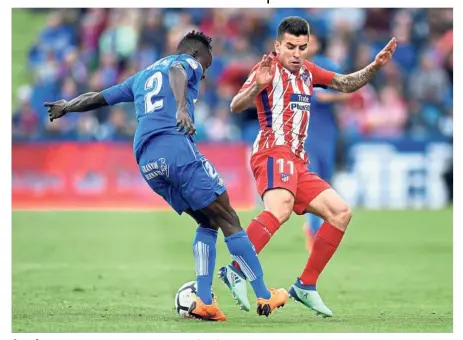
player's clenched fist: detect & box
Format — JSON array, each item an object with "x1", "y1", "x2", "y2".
[
  {"x1": 44, "y1": 100, "x2": 68, "y2": 122},
  {"x1": 176, "y1": 109, "x2": 196, "y2": 135},
  {"x1": 255, "y1": 54, "x2": 275, "y2": 88}
]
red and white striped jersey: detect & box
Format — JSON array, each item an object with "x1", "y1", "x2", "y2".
[{"x1": 239, "y1": 52, "x2": 335, "y2": 163}]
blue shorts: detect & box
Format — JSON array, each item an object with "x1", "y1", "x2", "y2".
[
  {"x1": 307, "y1": 146, "x2": 336, "y2": 183},
  {"x1": 137, "y1": 135, "x2": 226, "y2": 214},
  {"x1": 305, "y1": 143, "x2": 336, "y2": 225}
]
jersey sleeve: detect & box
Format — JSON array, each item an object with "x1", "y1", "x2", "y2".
[
  {"x1": 172, "y1": 56, "x2": 204, "y2": 83},
  {"x1": 101, "y1": 74, "x2": 136, "y2": 105},
  {"x1": 315, "y1": 62, "x2": 342, "y2": 94},
  {"x1": 308, "y1": 62, "x2": 336, "y2": 89},
  {"x1": 238, "y1": 63, "x2": 260, "y2": 93}
]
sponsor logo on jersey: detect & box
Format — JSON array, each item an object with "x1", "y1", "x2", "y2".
[
  {"x1": 149, "y1": 57, "x2": 170, "y2": 69},
  {"x1": 142, "y1": 158, "x2": 169, "y2": 180},
  {"x1": 290, "y1": 94, "x2": 311, "y2": 111}
]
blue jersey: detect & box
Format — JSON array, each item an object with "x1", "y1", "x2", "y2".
[
  {"x1": 102, "y1": 53, "x2": 225, "y2": 215},
  {"x1": 305, "y1": 56, "x2": 342, "y2": 230},
  {"x1": 306, "y1": 55, "x2": 342, "y2": 149},
  {"x1": 305, "y1": 55, "x2": 342, "y2": 183},
  {"x1": 101, "y1": 54, "x2": 203, "y2": 162}
]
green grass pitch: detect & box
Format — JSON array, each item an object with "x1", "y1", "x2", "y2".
[{"x1": 12, "y1": 209, "x2": 452, "y2": 332}]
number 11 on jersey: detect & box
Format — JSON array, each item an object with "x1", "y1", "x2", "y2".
[{"x1": 277, "y1": 158, "x2": 294, "y2": 175}]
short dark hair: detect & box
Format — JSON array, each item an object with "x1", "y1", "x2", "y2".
[
  {"x1": 277, "y1": 16, "x2": 310, "y2": 40},
  {"x1": 177, "y1": 30, "x2": 212, "y2": 54}
]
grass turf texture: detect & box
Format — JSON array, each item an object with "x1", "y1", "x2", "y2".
[{"x1": 12, "y1": 209, "x2": 452, "y2": 332}]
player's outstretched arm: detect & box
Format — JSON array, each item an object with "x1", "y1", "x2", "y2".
[
  {"x1": 230, "y1": 82, "x2": 264, "y2": 113},
  {"x1": 328, "y1": 64, "x2": 378, "y2": 93},
  {"x1": 169, "y1": 64, "x2": 196, "y2": 135},
  {"x1": 230, "y1": 54, "x2": 275, "y2": 113},
  {"x1": 45, "y1": 92, "x2": 108, "y2": 122},
  {"x1": 328, "y1": 37, "x2": 397, "y2": 93}
]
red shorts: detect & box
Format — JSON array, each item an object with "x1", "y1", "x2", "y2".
[{"x1": 250, "y1": 146, "x2": 331, "y2": 215}]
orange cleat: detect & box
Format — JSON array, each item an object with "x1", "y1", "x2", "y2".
[
  {"x1": 256, "y1": 288, "x2": 289, "y2": 316},
  {"x1": 188, "y1": 296, "x2": 227, "y2": 322}
]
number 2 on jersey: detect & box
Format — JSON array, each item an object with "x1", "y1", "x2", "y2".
[
  {"x1": 202, "y1": 159, "x2": 218, "y2": 179},
  {"x1": 277, "y1": 158, "x2": 294, "y2": 175},
  {"x1": 144, "y1": 71, "x2": 164, "y2": 113}
]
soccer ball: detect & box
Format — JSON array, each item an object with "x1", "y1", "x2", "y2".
[{"x1": 174, "y1": 280, "x2": 215, "y2": 318}]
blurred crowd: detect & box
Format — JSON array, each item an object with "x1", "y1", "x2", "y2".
[{"x1": 13, "y1": 8, "x2": 453, "y2": 143}]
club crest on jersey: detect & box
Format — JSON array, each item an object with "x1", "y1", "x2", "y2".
[
  {"x1": 290, "y1": 94, "x2": 311, "y2": 111},
  {"x1": 280, "y1": 173, "x2": 290, "y2": 182},
  {"x1": 301, "y1": 72, "x2": 312, "y2": 87}
]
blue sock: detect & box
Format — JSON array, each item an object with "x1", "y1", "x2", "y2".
[
  {"x1": 225, "y1": 230, "x2": 271, "y2": 299},
  {"x1": 308, "y1": 214, "x2": 324, "y2": 235},
  {"x1": 193, "y1": 226, "x2": 218, "y2": 305}
]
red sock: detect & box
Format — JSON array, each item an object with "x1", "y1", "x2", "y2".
[
  {"x1": 233, "y1": 211, "x2": 280, "y2": 271},
  {"x1": 299, "y1": 222, "x2": 345, "y2": 286}
]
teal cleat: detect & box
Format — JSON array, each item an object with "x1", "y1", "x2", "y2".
[
  {"x1": 217, "y1": 264, "x2": 251, "y2": 312},
  {"x1": 288, "y1": 278, "x2": 333, "y2": 317}
]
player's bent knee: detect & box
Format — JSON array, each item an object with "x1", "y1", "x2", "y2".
[
  {"x1": 263, "y1": 189, "x2": 294, "y2": 224},
  {"x1": 339, "y1": 206, "x2": 352, "y2": 229},
  {"x1": 327, "y1": 204, "x2": 352, "y2": 231},
  {"x1": 264, "y1": 199, "x2": 293, "y2": 224},
  {"x1": 268, "y1": 206, "x2": 292, "y2": 224},
  {"x1": 202, "y1": 198, "x2": 242, "y2": 236}
]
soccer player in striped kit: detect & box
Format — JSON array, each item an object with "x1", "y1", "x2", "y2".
[
  {"x1": 218, "y1": 16, "x2": 397, "y2": 317},
  {"x1": 302, "y1": 32, "x2": 350, "y2": 251}
]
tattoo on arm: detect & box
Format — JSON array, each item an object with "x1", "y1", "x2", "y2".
[
  {"x1": 241, "y1": 83, "x2": 262, "y2": 104},
  {"x1": 329, "y1": 63, "x2": 378, "y2": 93},
  {"x1": 64, "y1": 92, "x2": 108, "y2": 113}
]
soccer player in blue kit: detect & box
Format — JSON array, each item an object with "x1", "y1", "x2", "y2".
[
  {"x1": 303, "y1": 32, "x2": 349, "y2": 250},
  {"x1": 45, "y1": 30, "x2": 288, "y2": 321}
]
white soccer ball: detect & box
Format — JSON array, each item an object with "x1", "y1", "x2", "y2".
[{"x1": 174, "y1": 280, "x2": 214, "y2": 318}]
